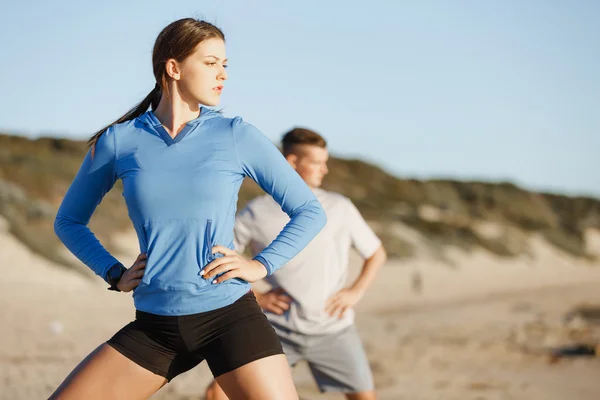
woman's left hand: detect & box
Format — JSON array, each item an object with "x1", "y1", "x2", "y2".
[{"x1": 201, "y1": 245, "x2": 268, "y2": 284}]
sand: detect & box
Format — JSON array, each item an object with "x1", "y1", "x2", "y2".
[{"x1": 1, "y1": 218, "x2": 599, "y2": 400}]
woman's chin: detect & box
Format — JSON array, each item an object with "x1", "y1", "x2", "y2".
[{"x1": 199, "y1": 97, "x2": 221, "y2": 108}]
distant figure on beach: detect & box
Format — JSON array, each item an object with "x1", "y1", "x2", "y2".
[
  {"x1": 412, "y1": 270, "x2": 423, "y2": 294},
  {"x1": 50, "y1": 18, "x2": 326, "y2": 399},
  {"x1": 205, "y1": 128, "x2": 387, "y2": 400}
]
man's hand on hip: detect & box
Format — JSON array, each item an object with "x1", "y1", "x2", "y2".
[
  {"x1": 325, "y1": 288, "x2": 363, "y2": 319},
  {"x1": 257, "y1": 288, "x2": 292, "y2": 315}
]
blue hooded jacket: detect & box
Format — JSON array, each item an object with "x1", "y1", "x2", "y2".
[{"x1": 54, "y1": 109, "x2": 327, "y2": 315}]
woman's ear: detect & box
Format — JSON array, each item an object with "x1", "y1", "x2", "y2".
[{"x1": 165, "y1": 59, "x2": 181, "y2": 81}]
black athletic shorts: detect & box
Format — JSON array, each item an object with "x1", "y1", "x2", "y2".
[{"x1": 106, "y1": 291, "x2": 283, "y2": 380}]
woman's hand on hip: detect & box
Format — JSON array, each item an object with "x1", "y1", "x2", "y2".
[
  {"x1": 201, "y1": 245, "x2": 268, "y2": 284},
  {"x1": 117, "y1": 253, "x2": 147, "y2": 292}
]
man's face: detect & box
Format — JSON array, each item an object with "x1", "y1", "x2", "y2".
[{"x1": 286, "y1": 145, "x2": 329, "y2": 189}]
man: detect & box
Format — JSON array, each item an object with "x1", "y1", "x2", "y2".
[{"x1": 206, "y1": 128, "x2": 387, "y2": 400}]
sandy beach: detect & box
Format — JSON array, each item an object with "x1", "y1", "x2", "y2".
[{"x1": 1, "y1": 217, "x2": 599, "y2": 400}]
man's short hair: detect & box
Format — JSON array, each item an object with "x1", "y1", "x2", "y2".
[{"x1": 281, "y1": 127, "x2": 327, "y2": 156}]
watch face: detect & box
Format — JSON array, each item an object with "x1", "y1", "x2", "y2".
[{"x1": 108, "y1": 265, "x2": 123, "y2": 281}]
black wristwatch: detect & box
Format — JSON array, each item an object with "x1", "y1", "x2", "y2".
[{"x1": 106, "y1": 263, "x2": 127, "y2": 292}]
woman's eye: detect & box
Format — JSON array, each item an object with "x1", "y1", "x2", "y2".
[{"x1": 206, "y1": 62, "x2": 227, "y2": 68}]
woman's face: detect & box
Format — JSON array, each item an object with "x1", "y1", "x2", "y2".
[{"x1": 175, "y1": 38, "x2": 228, "y2": 107}]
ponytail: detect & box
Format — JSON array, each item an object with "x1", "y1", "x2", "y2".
[{"x1": 88, "y1": 83, "x2": 163, "y2": 157}]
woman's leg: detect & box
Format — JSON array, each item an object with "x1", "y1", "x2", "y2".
[
  {"x1": 216, "y1": 354, "x2": 297, "y2": 400},
  {"x1": 198, "y1": 292, "x2": 298, "y2": 399},
  {"x1": 205, "y1": 379, "x2": 229, "y2": 400},
  {"x1": 48, "y1": 344, "x2": 167, "y2": 400}
]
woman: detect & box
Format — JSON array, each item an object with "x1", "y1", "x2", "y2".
[{"x1": 50, "y1": 18, "x2": 326, "y2": 400}]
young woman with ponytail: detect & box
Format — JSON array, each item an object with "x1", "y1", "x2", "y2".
[{"x1": 50, "y1": 18, "x2": 326, "y2": 400}]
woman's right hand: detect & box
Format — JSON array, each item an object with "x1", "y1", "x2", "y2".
[{"x1": 117, "y1": 253, "x2": 147, "y2": 292}]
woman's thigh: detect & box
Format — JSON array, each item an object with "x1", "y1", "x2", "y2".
[
  {"x1": 216, "y1": 354, "x2": 297, "y2": 400},
  {"x1": 48, "y1": 344, "x2": 167, "y2": 400},
  {"x1": 196, "y1": 292, "x2": 297, "y2": 399}
]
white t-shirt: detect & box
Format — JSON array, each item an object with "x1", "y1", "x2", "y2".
[{"x1": 235, "y1": 188, "x2": 381, "y2": 335}]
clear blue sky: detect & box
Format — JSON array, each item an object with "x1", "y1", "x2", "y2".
[{"x1": 1, "y1": 0, "x2": 598, "y2": 197}]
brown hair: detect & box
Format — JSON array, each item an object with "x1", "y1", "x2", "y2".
[
  {"x1": 281, "y1": 127, "x2": 327, "y2": 156},
  {"x1": 87, "y1": 18, "x2": 225, "y2": 155}
]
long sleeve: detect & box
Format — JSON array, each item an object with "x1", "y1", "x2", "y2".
[
  {"x1": 54, "y1": 128, "x2": 120, "y2": 280},
  {"x1": 232, "y1": 118, "x2": 327, "y2": 275}
]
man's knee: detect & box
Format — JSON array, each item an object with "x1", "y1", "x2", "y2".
[{"x1": 346, "y1": 390, "x2": 376, "y2": 400}]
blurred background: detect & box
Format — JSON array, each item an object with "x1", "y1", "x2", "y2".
[{"x1": 1, "y1": 1, "x2": 599, "y2": 399}]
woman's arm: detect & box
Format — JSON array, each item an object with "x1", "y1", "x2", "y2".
[
  {"x1": 232, "y1": 118, "x2": 327, "y2": 275},
  {"x1": 54, "y1": 127, "x2": 121, "y2": 281}
]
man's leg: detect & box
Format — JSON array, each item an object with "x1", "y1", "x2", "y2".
[
  {"x1": 304, "y1": 324, "x2": 376, "y2": 399},
  {"x1": 346, "y1": 391, "x2": 376, "y2": 400}
]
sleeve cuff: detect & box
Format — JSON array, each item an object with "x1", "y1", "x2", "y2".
[
  {"x1": 102, "y1": 261, "x2": 124, "y2": 284},
  {"x1": 252, "y1": 255, "x2": 273, "y2": 276},
  {"x1": 363, "y1": 239, "x2": 383, "y2": 260}
]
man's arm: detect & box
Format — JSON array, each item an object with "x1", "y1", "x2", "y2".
[
  {"x1": 325, "y1": 245, "x2": 387, "y2": 318},
  {"x1": 350, "y1": 245, "x2": 387, "y2": 297},
  {"x1": 326, "y1": 200, "x2": 387, "y2": 318}
]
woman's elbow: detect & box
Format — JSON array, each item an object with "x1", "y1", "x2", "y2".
[
  {"x1": 292, "y1": 199, "x2": 327, "y2": 232},
  {"x1": 53, "y1": 213, "x2": 72, "y2": 242},
  {"x1": 313, "y1": 202, "x2": 327, "y2": 231},
  {"x1": 53, "y1": 215, "x2": 65, "y2": 239}
]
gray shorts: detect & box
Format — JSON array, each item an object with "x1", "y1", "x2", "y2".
[{"x1": 272, "y1": 323, "x2": 374, "y2": 393}]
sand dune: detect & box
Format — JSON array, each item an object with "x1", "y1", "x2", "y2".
[{"x1": 1, "y1": 220, "x2": 599, "y2": 399}]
